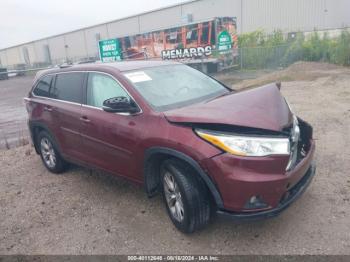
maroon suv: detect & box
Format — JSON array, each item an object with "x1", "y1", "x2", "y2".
[{"x1": 24, "y1": 61, "x2": 316, "y2": 233}]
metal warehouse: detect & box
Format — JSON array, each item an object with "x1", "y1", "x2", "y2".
[{"x1": 0, "y1": 0, "x2": 349, "y2": 68}]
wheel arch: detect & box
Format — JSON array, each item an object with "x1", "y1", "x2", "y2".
[
  {"x1": 28, "y1": 121, "x2": 62, "y2": 155},
  {"x1": 144, "y1": 147, "x2": 224, "y2": 209}
]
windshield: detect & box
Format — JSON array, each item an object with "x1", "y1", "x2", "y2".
[{"x1": 123, "y1": 64, "x2": 230, "y2": 111}]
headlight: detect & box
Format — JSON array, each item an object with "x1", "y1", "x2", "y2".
[
  {"x1": 285, "y1": 98, "x2": 294, "y2": 114},
  {"x1": 196, "y1": 130, "x2": 290, "y2": 157}
]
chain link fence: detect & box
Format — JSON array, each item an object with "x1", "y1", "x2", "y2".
[
  {"x1": 238, "y1": 44, "x2": 293, "y2": 69},
  {"x1": 237, "y1": 29, "x2": 350, "y2": 70},
  {"x1": 236, "y1": 43, "x2": 349, "y2": 70}
]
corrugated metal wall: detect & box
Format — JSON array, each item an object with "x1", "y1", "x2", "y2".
[
  {"x1": 1, "y1": 0, "x2": 350, "y2": 67},
  {"x1": 241, "y1": 0, "x2": 350, "y2": 33}
]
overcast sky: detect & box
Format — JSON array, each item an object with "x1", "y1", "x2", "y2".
[{"x1": 0, "y1": 0, "x2": 184, "y2": 49}]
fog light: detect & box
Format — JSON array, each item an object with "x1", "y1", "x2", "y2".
[
  {"x1": 244, "y1": 195, "x2": 269, "y2": 209},
  {"x1": 250, "y1": 196, "x2": 257, "y2": 204}
]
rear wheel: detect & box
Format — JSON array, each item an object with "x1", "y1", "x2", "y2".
[
  {"x1": 160, "y1": 158, "x2": 211, "y2": 233},
  {"x1": 37, "y1": 131, "x2": 68, "y2": 174}
]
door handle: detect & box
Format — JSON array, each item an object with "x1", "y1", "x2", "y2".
[
  {"x1": 44, "y1": 106, "x2": 53, "y2": 112},
  {"x1": 80, "y1": 116, "x2": 91, "y2": 123}
]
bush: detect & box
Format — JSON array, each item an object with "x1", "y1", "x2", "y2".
[
  {"x1": 238, "y1": 30, "x2": 288, "y2": 69},
  {"x1": 281, "y1": 33, "x2": 305, "y2": 66},
  {"x1": 302, "y1": 32, "x2": 332, "y2": 62},
  {"x1": 329, "y1": 30, "x2": 350, "y2": 66},
  {"x1": 238, "y1": 29, "x2": 350, "y2": 69}
]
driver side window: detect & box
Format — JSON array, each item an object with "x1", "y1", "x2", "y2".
[{"x1": 87, "y1": 73, "x2": 129, "y2": 108}]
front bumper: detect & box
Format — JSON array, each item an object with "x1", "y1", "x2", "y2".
[
  {"x1": 216, "y1": 163, "x2": 316, "y2": 221},
  {"x1": 202, "y1": 138, "x2": 315, "y2": 211}
]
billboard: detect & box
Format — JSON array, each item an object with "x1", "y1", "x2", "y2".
[
  {"x1": 98, "y1": 39, "x2": 122, "y2": 62},
  {"x1": 99, "y1": 17, "x2": 238, "y2": 62},
  {"x1": 114, "y1": 17, "x2": 237, "y2": 61}
]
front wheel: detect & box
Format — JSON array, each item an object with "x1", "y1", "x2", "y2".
[{"x1": 160, "y1": 159, "x2": 211, "y2": 233}]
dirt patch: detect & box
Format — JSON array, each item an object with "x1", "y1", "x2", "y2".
[
  {"x1": 213, "y1": 68, "x2": 276, "y2": 87},
  {"x1": 231, "y1": 62, "x2": 350, "y2": 90}
]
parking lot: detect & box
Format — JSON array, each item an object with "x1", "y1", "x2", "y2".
[
  {"x1": 0, "y1": 75, "x2": 31, "y2": 149},
  {"x1": 0, "y1": 62, "x2": 350, "y2": 254}
]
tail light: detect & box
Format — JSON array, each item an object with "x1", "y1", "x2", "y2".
[{"x1": 23, "y1": 98, "x2": 33, "y2": 113}]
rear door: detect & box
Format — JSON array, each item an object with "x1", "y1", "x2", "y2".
[
  {"x1": 29, "y1": 74, "x2": 59, "y2": 141},
  {"x1": 50, "y1": 72, "x2": 85, "y2": 159}
]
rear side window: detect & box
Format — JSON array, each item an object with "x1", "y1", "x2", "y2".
[
  {"x1": 51, "y1": 73, "x2": 84, "y2": 103},
  {"x1": 33, "y1": 75, "x2": 53, "y2": 97}
]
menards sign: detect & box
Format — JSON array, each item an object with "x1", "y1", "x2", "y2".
[{"x1": 161, "y1": 46, "x2": 212, "y2": 60}]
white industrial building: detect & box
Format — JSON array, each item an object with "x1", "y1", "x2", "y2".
[{"x1": 1, "y1": 0, "x2": 350, "y2": 68}]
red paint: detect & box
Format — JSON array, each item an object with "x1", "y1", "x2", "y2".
[{"x1": 165, "y1": 84, "x2": 293, "y2": 132}]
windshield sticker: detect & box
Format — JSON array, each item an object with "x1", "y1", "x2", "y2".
[{"x1": 124, "y1": 71, "x2": 152, "y2": 83}]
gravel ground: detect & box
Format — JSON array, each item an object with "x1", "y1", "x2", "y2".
[{"x1": 0, "y1": 62, "x2": 349, "y2": 254}]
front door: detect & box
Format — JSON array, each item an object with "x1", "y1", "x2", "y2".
[{"x1": 80, "y1": 72, "x2": 141, "y2": 179}]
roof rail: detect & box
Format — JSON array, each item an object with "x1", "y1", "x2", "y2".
[
  {"x1": 58, "y1": 63, "x2": 73, "y2": 69},
  {"x1": 75, "y1": 59, "x2": 97, "y2": 65}
]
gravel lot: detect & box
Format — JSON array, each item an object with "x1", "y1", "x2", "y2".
[{"x1": 0, "y1": 62, "x2": 349, "y2": 254}]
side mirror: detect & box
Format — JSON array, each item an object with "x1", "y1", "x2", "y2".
[
  {"x1": 276, "y1": 82, "x2": 282, "y2": 90},
  {"x1": 102, "y1": 97, "x2": 139, "y2": 114}
]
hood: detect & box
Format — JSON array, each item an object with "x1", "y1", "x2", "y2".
[{"x1": 164, "y1": 84, "x2": 293, "y2": 132}]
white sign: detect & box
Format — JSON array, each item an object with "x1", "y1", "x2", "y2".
[
  {"x1": 161, "y1": 46, "x2": 212, "y2": 60},
  {"x1": 124, "y1": 71, "x2": 152, "y2": 83}
]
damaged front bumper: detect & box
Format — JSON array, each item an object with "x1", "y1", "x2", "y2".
[
  {"x1": 199, "y1": 118, "x2": 316, "y2": 220},
  {"x1": 216, "y1": 163, "x2": 316, "y2": 221}
]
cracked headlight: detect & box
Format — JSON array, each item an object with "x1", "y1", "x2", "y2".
[{"x1": 196, "y1": 130, "x2": 290, "y2": 157}]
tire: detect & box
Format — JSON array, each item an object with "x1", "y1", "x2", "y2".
[
  {"x1": 160, "y1": 158, "x2": 211, "y2": 233},
  {"x1": 37, "y1": 131, "x2": 68, "y2": 174}
]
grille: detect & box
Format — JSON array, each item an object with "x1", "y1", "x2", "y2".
[
  {"x1": 286, "y1": 116, "x2": 300, "y2": 171},
  {"x1": 285, "y1": 117, "x2": 312, "y2": 171}
]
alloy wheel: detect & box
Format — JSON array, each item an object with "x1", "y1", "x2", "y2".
[
  {"x1": 163, "y1": 172, "x2": 184, "y2": 222},
  {"x1": 40, "y1": 137, "x2": 56, "y2": 169}
]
